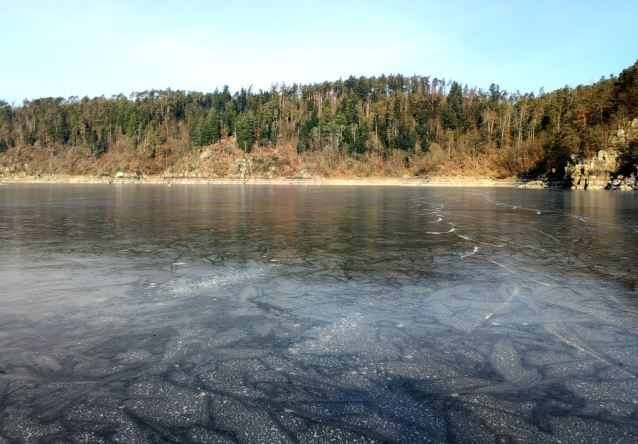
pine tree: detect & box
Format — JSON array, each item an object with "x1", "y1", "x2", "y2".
[
  {"x1": 189, "y1": 115, "x2": 204, "y2": 147},
  {"x1": 200, "y1": 108, "x2": 220, "y2": 146},
  {"x1": 235, "y1": 114, "x2": 255, "y2": 152}
]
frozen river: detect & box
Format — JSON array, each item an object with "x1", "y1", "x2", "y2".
[{"x1": 0, "y1": 184, "x2": 637, "y2": 443}]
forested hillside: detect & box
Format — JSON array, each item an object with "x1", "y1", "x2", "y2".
[{"x1": 1, "y1": 60, "x2": 637, "y2": 179}]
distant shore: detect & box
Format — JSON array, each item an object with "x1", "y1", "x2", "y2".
[{"x1": 0, "y1": 174, "x2": 552, "y2": 188}]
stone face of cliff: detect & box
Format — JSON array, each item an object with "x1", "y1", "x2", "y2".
[
  {"x1": 565, "y1": 150, "x2": 625, "y2": 190},
  {"x1": 564, "y1": 119, "x2": 638, "y2": 190},
  {"x1": 610, "y1": 118, "x2": 638, "y2": 148}
]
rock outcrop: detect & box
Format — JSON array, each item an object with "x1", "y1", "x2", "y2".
[
  {"x1": 565, "y1": 150, "x2": 620, "y2": 189},
  {"x1": 291, "y1": 168, "x2": 315, "y2": 180},
  {"x1": 228, "y1": 157, "x2": 253, "y2": 179},
  {"x1": 610, "y1": 118, "x2": 638, "y2": 148},
  {"x1": 199, "y1": 149, "x2": 212, "y2": 161},
  {"x1": 563, "y1": 119, "x2": 638, "y2": 190},
  {"x1": 115, "y1": 171, "x2": 141, "y2": 180}
]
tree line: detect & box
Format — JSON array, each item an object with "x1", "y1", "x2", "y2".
[{"x1": 1, "y1": 60, "x2": 636, "y2": 175}]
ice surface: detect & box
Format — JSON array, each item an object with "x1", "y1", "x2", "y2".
[{"x1": 0, "y1": 185, "x2": 637, "y2": 443}]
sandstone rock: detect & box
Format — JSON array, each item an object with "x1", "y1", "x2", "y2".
[
  {"x1": 565, "y1": 150, "x2": 622, "y2": 189},
  {"x1": 115, "y1": 171, "x2": 124, "y2": 178},
  {"x1": 199, "y1": 150, "x2": 211, "y2": 161}
]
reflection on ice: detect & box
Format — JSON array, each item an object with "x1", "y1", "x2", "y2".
[{"x1": 0, "y1": 185, "x2": 637, "y2": 443}]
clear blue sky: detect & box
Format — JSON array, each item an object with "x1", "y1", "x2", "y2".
[{"x1": 1, "y1": 0, "x2": 637, "y2": 104}]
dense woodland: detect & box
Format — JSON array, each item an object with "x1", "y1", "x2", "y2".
[{"x1": 1, "y1": 60, "x2": 637, "y2": 178}]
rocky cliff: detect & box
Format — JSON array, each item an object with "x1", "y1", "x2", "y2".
[
  {"x1": 564, "y1": 119, "x2": 638, "y2": 190},
  {"x1": 564, "y1": 149, "x2": 636, "y2": 190}
]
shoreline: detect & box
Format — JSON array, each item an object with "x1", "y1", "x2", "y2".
[
  {"x1": 2, "y1": 173, "x2": 631, "y2": 190},
  {"x1": 0, "y1": 174, "x2": 551, "y2": 188}
]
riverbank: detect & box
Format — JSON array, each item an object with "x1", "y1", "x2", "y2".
[
  {"x1": 1, "y1": 172, "x2": 635, "y2": 190},
  {"x1": 0, "y1": 173, "x2": 531, "y2": 187}
]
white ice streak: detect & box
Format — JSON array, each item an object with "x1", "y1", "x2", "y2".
[
  {"x1": 460, "y1": 246, "x2": 479, "y2": 259},
  {"x1": 485, "y1": 287, "x2": 518, "y2": 320},
  {"x1": 539, "y1": 231, "x2": 561, "y2": 245},
  {"x1": 545, "y1": 324, "x2": 636, "y2": 379},
  {"x1": 495, "y1": 202, "x2": 543, "y2": 214},
  {"x1": 425, "y1": 227, "x2": 455, "y2": 235},
  {"x1": 523, "y1": 276, "x2": 553, "y2": 287},
  {"x1": 456, "y1": 233, "x2": 505, "y2": 248},
  {"x1": 485, "y1": 258, "x2": 514, "y2": 272}
]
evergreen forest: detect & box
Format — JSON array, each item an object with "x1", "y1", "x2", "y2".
[{"x1": 1, "y1": 60, "x2": 637, "y2": 179}]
